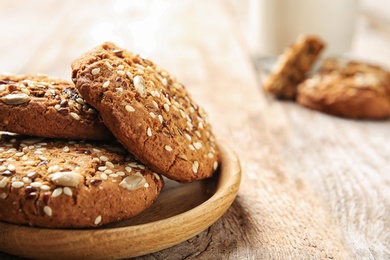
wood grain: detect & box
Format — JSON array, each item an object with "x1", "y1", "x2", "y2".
[{"x1": 0, "y1": 0, "x2": 389, "y2": 259}]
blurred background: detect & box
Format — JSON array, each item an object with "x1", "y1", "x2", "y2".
[{"x1": 0, "y1": 0, "x2": 389, "y2": 78}]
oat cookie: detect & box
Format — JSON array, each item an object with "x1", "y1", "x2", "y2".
[
  {"x1": 0, "y1": 74, "x2": 113, "y2": 140},
  {"x1": 263, "y1": 35, "x2": 325, "y2": 99},
  {"x1": 71, "y1": 42, "x2": 219, "y2": 182},
  {"x1": 0, "y1": 132, "x2": 163, "y2": 228},
  {"x1": 297, "y1": 60, "x2": 390, "y2": 119}
]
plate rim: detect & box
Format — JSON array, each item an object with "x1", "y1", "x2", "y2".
[{"x1": 0, "y1": 141, "x2": 241, "y2": 259}]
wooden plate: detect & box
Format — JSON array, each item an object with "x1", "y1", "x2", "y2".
[{"x1": 0, "y1": 141, "x2": 241, "y2": 259}]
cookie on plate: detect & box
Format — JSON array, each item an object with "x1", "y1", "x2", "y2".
[
  {"x1": 0, "y1": 132, "x2": 163, "y2": 228},
  {"x1": 0, "y1": 74, "x2": 113, "y2": 140},
  {"x1": 71, "y1": 42, "x2": 219, "y2": 182},
  {"x1": 263, "y1": 35, "x2": 325, "y2": 99},
  {"x1": 296, "y1": 62, "x2": 390, "y2": 119}
]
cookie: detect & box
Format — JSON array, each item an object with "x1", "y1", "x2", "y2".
[
  {"x1": 263, "y1": 35, "x2": 325, "y2": 99},
  {"x1": 0, "y1": 74, "x2": 113, "y2": 140},
  {"x1": 296, "y1": 67, "x2": 390, "y2": 119},
  {"x1": 0, "y1": 132, "x2": 163, "y2": 228},
  {"x1": 71, "y1": 42, "x2": 219, "y2": 182}
]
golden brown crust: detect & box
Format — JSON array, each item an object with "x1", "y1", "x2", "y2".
[
  {"x1": 0, "y1": 132, "x2": 163, "y2": 228},
  {"x1": 263, "y1": 35, "x2": 325, "y2": 99},
  {"x1": 71, "y1": 42, "x2": 220, "y2": 182},
  {"x1": 0, "y1": 74, "x2": 113, "y2": 140},
  {"x1": 297, "y1": 59, "x2": 390, "y2": 119}
]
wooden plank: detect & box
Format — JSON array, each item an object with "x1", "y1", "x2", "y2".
[{"x1": 0, "y1": 0, "x2": 389, "y2": 259}]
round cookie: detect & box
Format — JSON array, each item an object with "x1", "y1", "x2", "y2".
[
  {"x1": 71, "y1": 42, "x2": 219, "y2": 182},
  {"x1": 297, "y1": 71, "x2": 390, "y2": 119},
  {"x1": 0, "y1": 132, "x2": 163, "y2": 228},
  {"x1": 0, "y1": 74, "x2": 113, "y2": 140}
]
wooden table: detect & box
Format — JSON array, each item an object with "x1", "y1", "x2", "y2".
[{"x1": 1, "y1": 0, "x2": 389, "y2": 259}]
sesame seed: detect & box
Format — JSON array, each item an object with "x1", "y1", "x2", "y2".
[
  {"x1": 189, "y1": 144, "x2": 195, "y2": 150},
  {"x1": 128, "y1": 162, "x2": 138, "y2": 167},
  {"x1": 98, "y1": 166, "x2": 107, "y2": 171},
  {"x1": 149, "y1": 112, "x2": 156, "y2": 118},
  {"x1": 153, "y1": 173, "x2": 161, "y2": 180},
  {"x1": 30, "y1": 181, "x2": 42, "y2": 188},
  {"x1": 0, "y1": 178, "x2": 9, "y2": 188},
  {"x1": 117, "y1": 171, "x2": 125, "y2": 176},
  {"x1": 52, "y1": 188, "x2": 63, "y2": 198},
  {"x1": 15, "y1": 152, "x2": 24, "y2": 157},
  {"x1": 105, "y1": 61, "x2": 113, "y2": 69},
  {"x1": 125, "y1": 166, "x2": 132, "y2": 173},
  {"x1": 109, "y1": 173, "x2": 118, "y2": 178},
  {"x1": 144, "y1": 182, "x2": 149, "y2": 188},
  {"x1": 103, "y1": 81, "x2": 110, "y2": 88},
  {"x1": 0, "y1": 193, "x2": 7, "y2": 199},
  {"x1": 117, "y1": 64, "x2": 124, "y2": 70},
  {"x1": 39, "y1": 156, "x2": 48, "y2": 161},
  {"x1": 164, "y1": 145, "x2": 173, "y2": 152},
  {"x1": 76, "y1": 98, "x2": 85, "y2": 105},
  {"x1": 99, "y1": 156, "x2": 108, "y2": 162},
  {"x1": 7, "y1": 164, "x2": 15, "y2": 171},
  {"x1": 63, "y1": 146, "x2": 70, "y2": 153},
  {"x1": 106, "y1": 161, "x2": 114, "y2": 168},
  {"x1": 117, "y1": 70, "x2": 125, "y2": 76},
  {"x1": 0, "y1": 166, "x2": 6, "y2": 171},
  {"x1": 11, "y1": 181, "x2": 24, "y2": 189},
  {"x1": 192, "y1": 161, "x2": 199, "y2": 174},
  {"x1": 163, "y1": 103, "x2": 170, "y2": 112},
  {"x1": 70, "y1": 112, "x2": 80, "y2": 120},
  {"x1": 91, "y1": 68, "x2": 100, "y2": 75},
  {"x1": 22, "y1": 161, "x2": 35, "y2": 166},
  {"x1": 180, "y1": 110, "x2": 186, "y2": 118},
  {"x1": 152, "y1": 100, "x2": 158, "y2": 108},
  {"x1": 94, "y1": 215, "x2": 102, "y2": 225},
  {"x1": 185, "y1": 134, "x2": 192, "y2": 141},
  {"x1": 40, "y1": 185, "x2": 51, "y2": 191},
  {"x1": 162, "y1": 78, "x2": 168, "y2": 86},
  {"x1": 213, "y1": 161, "x2": 218, "y2": 170},
  {"x1": 100, "y1": 173, "x2": 108, "y2": 180},
  {"x1": 158, "y1": 114, "x2": 163, "y2": 124},
  {"x1": 63, "y1": 187, "x2": 73, "y2": 196},
  {"x1": 208, "y1": 153, "x2": 214, "y2": 158},
  {"x1": 178, "y1": 154, "x2": 188, "y2": 160},
  {"x1": 147, "y1": 127, "x2": 152, "y2": 137},
  {"x1": 126, "y1": 71, "x2": 133, "y2": 80},
  {"x1": 22, "y1": 177, "x2": 32, "y2": 184},
  {"x1": 125, "y1": 105, "x2": 135, "y2": 112},
  {"x1": 193, "y1": 142, "x2": 203, "y2": 150},
  {"x1": 43, "y1": 206, "x2": 53, "y2": 217}
]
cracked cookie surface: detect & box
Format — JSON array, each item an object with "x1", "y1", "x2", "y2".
[
  {"x1": 0, "y1": 132, "x2": 163, "y2": 228},
  {"x1": 0, "y1": 74, "x2": 113, "y2": 140},
  {"x1": 297, "y1": 58, "x2": 390, "y2": 119},
  {"x1": 72, "y1": 42, "x2": 219, "y2": 182}
]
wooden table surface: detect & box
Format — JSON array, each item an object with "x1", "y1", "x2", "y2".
[{"x1": 1, "y1": 0, "x2": 389, "y2": 259}]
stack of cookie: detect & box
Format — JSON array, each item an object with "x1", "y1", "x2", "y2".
[
  {"x1": 263, "y1": 35, "x2": 390, "y2": 119},
  {"x1": 0, "y1": 42, "x2": 220, "y2": 228}
]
